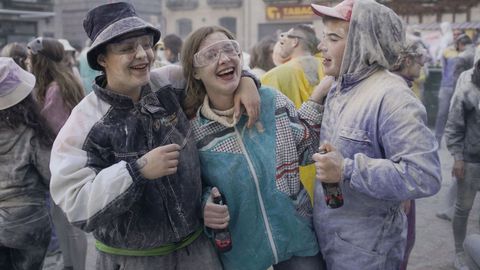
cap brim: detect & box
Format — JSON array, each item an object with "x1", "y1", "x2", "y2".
[
  {"x1": 311, "y1": 4, "x2": 346, "y2": 21},
  {"x1": 86, "y1": 17, "x2": 161, "y2": 70}
]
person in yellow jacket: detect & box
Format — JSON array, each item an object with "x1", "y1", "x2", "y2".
[{"x1": 262, "y1": 24, "x2": 324, "y2": 200}]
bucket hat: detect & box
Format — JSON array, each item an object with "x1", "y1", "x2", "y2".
[
  {"x1": 83, "y1": 2, "x2": 161, "y2": 70},
  {"x1": 0, "y1": 57, "x2": 35, "y2": 110}
]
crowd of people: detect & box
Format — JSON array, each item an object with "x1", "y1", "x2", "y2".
[{"x1": 0, "y1": 0, "x2": 480, "y2": 269}]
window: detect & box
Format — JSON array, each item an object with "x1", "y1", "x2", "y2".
[
  {"x1": 219, "y1": 17, "x2": 236, "y2": 36},
  {"x1": 176, "y1": 19, "x2": 192, "y2": 39}
]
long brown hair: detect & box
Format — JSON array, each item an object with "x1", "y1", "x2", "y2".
[
  {"x1": 29, "y1": 38, "x2": 84, "y2": 112},
  {"x1": 0, "y1": 94, "x2": 54, "y2": 147},
  {"x1": 181, "y1": 26, "x2": 236, "y2": 118}
]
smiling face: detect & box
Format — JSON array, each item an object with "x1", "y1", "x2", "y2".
[
  {"x1": 98, "y1": 34, "x2": 154, "y2": 98},
  {"x1": 193, "y1": 32, "x2": 242, "y2": 107},
  {"x1": 277, "y1": 28, "x2": 299, "y2": 59},
  {"x1": 318, "y1": 19, "x2": 349, "y2": 77}
]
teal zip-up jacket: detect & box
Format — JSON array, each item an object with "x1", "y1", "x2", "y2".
[{"x1": 191, "y1": 87, "x2": 322, "y2": 270}]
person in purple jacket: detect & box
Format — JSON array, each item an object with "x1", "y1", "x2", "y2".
[{"x1": 310, "y1": 0, "x2": 442, "y2": 269}]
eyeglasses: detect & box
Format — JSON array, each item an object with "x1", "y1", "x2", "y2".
[
  {"x1": 193, "y1": 40, "x2": 241, "y2": 67},
  {"x1": 108, "y1": 35, "x2": 154, "y2": 55},
  {"x1": 279, "y1": 32, "x2": 304, "y2": 40}
]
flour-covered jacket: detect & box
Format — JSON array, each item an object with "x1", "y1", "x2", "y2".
[
  {"x1": 313, "y1": 1, "x2": 442, "y2": 269},
  {"x1": 49, "y1": 67, "x2": 203, "y2": 249},
  {"x1": 445, "y1": 67, "x2": 480, "y2": 163},
  {"x1": 0, "y1": 124, "x2": 50, "y2": 207},
  {"x1": 0, "y1": 124, "x2": 52, "y2": 246},
  {"x1": 191, "y1": 87, "x2": 322, "y2": 270}
]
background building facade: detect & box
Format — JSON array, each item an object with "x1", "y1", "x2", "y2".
[
  {"x1": 1, "y1": 0, "x2": 479, "y2": 51},
  {"x1": 0, "y1": 0, "x2": 54, "y2": 48}
]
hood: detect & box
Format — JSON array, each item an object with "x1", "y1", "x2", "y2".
[
  {"x1": 0, "y1": 125, "x2": 26, "y2": 155},
  {"x1": 339, "y1": 0, "x2": 405, "y2": 81}
]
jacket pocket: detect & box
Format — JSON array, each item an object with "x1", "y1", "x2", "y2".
[
  {"x1": 332, "y1": 232, "x2": 386, "y2": 270},
  {"x1": 337, "y1": 127, "x2": 374, "y2": 158}
]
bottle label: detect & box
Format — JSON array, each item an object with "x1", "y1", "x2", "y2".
[{"x1": 322, "y1": 183, "x2": 344, "y2": 208}]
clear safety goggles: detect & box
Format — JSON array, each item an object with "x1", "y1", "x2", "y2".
[
  {"x1": 193, "y1": 40, "x2": 241, "y2": 67},
  {"x1": 108, "y1": 35, "x2": 154, "y2": 55}
]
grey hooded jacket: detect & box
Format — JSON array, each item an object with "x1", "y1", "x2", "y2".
[
  {"x1": 445, "y1": 66, "x2": 480, "y2": 162},
  {"x1": 313, "y1": 1, "x2": 442, "y2": 269}
]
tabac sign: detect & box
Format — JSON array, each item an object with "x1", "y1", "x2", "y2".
[{"x1": 266, "y1": 4, "x2": 316, "y2": 21}]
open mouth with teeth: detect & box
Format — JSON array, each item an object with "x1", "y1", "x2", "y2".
[
  {"x1": 216, "y1": 67, "x2": 236, "y2": 80},
  {"x1": 130, "y1": 63, "x2": 149, "y2": 71},
  {"x1": 323, "y1": 57, "x2": 332, "y2": 66}
]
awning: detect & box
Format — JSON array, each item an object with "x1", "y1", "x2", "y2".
[{"x1": 0, "y1": 9, "x2": 55, "y2": 19}]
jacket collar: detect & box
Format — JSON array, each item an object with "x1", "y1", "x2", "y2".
[{"x1": 93, "y1": 75, "x2": 164, "y2": 114}]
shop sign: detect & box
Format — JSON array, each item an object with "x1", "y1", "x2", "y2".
[{"x1": 266, "y1": 4, "x2": 316, "y2": 21}]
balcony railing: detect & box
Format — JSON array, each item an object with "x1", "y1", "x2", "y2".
[
  {"x1": 4, "y1": 0, "x2": 53, "y2": 11},
  {"x1": 166, "y1": 0, "x2": 199, "y2": 11},
  {"x1": 207, "y1": 0, "x2": 242, "y2": 9}
]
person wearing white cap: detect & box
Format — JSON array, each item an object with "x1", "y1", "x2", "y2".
[
  {"x1": 58, "y1": 38, "x2": 83, "y2": 86},
  {"x1": 27, "y1": 36, "x2": 87, "y2": 270},
  {"x1": 310, "y1": 0, "x2": 442, "y2": 269},
  {"x1": 0, "y1": 57, "x2": 54, "y2": 269}
]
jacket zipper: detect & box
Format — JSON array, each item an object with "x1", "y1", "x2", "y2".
[{"x1": 234, "y1": 127, "x2": 279, "y2": 264}]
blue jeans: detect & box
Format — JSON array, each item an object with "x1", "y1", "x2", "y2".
[
  {"x1": 95, "y1": 233, "x2": 222, "y2": 270},
  {"x1": 453, "y1": 162, "x2": 480, "y2": 253}
]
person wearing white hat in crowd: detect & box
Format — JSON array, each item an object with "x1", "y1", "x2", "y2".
[
  {"x1": 48, "y1": 2, "x2": 260, "y2": 269},
  {"x1": 58, "y1": 38, "x2": 83, "y2": 85},
  {"x1": 27, "y1": 36, "x2": 87, "y2": 270},
  {"x1": 0, "y1": 57, "x2": 54, "y2": 269}
]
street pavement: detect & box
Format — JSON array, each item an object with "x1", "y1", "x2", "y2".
[{"x1": 42, "y1": 141, "x2": 478, "y2": 270}]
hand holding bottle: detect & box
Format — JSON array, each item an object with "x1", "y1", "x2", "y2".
[
  {"x1": 312, "y1": 143, "x2": 344, "y2": 208},
  {"x1": 203, "y1": 187, "x2": 230, "y2": 229}
]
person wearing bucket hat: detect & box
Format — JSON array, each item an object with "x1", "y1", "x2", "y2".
[
  {"x1": 49, "y1": 2, "x2": 260, "y2": 269},
  {"x1": 0, "y1": 57, "x2": 55, "y2": 269},
  {"x1": 310, "y1": 0, "x2": 441, "y2": 269}
]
